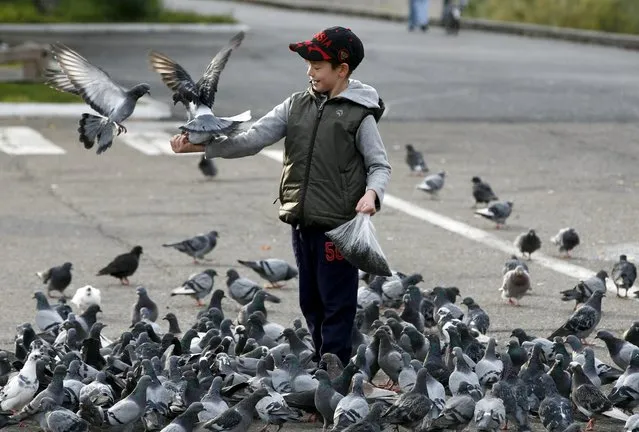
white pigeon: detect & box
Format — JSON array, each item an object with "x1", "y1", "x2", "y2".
[
  {"x1": 0, "y1": 352, "x2": 41, "y2": 411},
  {"x1": 70, "y1": 285, "x2": 101, "y2": 313}
]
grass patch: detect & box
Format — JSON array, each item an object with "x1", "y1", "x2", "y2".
[
  {"x1": 0, "y1": 82, "x2": 82, "y2": 103},
  {"x1": 465, "y1": 0, "x2": 639, "y2": 35},
  {"x1": 0, "y1": 0, "x2": 236, "y2": 24}
]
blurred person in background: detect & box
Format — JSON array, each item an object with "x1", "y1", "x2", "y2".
[{"x1": 408, "y1": 0, "x2": 429, "y2": 32}]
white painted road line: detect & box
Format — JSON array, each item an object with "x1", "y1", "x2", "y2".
[
  {"x1": 0, "y1": 126, "x2": 66, "y2": 155},
  {"x1": 259, "y1": 148, "x2": 630, "y2": 296},
  {"x1": 121, "y1": 131, "x2": 199, "y2": 156}
]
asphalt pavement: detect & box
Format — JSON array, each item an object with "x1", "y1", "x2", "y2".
[{"x1": 1, "y1": 1, "x2": 639, "y2": 431}]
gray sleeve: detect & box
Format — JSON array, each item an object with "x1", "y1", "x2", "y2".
[
  {"x1": 204, "y1": 98, "x2": 289, "y2": 159},
  {"x1": 355, "y1": 115, "x2": 392, "y2": 210}
]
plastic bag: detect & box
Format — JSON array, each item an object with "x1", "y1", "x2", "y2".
[{"x1": 326, "y1": 213, "x2": 392, "y2": 276}]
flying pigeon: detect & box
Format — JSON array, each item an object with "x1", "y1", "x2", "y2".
[
  {"x1": 35, "y1": 262, "x2": 72, "y2": 298},
  {"x1": 237, "y1": 258, "x2": 298, "y2": 288},
  {"x1": 474, "y1": 201, "x2": 513, "y2": 229},
  {"x1": 149, "y1": 31, "x2": 251, "y2": 144},
  {"x1": 550, "y1": 227, "x2": 581, "y2": 258},
  {"x1": 471, "y1": 176, "x2": 498, "y2": 208},
  {"x1": 612, "y1": 254, "x2": 637, "y2": 298},
  {"x1": 170, "y1": 269, "x2": 217, "y2": 306},
  {"x1": 163, "y1": 231, "x2": 218, "y2": 264},
  {"x1": 96, "y1": 245, "x2": 143, "y2": 285},
  {"x1": 405, "y1": 144, "x2": 428, "y2": 175},
  {"x1": 199, "y1": 155, "x2": 218, "y2": 179},
  {"x1": 416, "y1": 171, "x2": 446, "y2": 198},
  {"x1": 514, "y1": 229, "x2": 542, "y2": 260},
  {"x1": 46, "y1": 43, "x2": 150, "y2": 154}
]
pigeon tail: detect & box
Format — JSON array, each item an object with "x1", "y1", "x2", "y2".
[
  {"x1": 170, "y1": 286, "x2": 196, "y2": 296},
  {"x1": 78, "y1": 114, "x2": 116, "y2": 154},
  {"x1": 263, "y1": 292, "x2": 281, "y2": 304}
]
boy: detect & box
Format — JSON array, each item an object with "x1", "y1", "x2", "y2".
[{"x1": 170, "y1": 26, "x2": 391, "y2": 365}]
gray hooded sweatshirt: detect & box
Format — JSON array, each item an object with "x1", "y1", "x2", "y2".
[{"x1": 204, "y1": 79, "x2": 391, "y2": 208}]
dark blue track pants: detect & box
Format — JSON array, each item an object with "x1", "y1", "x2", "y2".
[{"x1": 291, "y1": 225, "x2": 359, "y2": 366}]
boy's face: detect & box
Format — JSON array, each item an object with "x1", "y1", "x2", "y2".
[{"x1": 306, "y1": 60, "x2": 347, "y2": 94}]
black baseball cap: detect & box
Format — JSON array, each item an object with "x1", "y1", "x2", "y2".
[{"x1": 289, "y1": 26, "x2": 365, "y2": 71}]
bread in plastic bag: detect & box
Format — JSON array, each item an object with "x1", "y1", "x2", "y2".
[{"x1": 326, "y1": 212, "x2": 392, "y2": 276}]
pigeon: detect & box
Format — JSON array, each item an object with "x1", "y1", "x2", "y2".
[
  {"x1": 425, "y1": 381, "x2": 480, "y2": 431},
  {"x1": 149, "y1": 31, "x2": 251, "y2": 144},
  {"x1": 607, "y1": 350, "x2": 639, "y2": 411},
  {"x1": 96, "y1": 245, "x2": 143, "y2": 285},
  {"x1": 502, "y1": 255, "x2": 529, "y2": 275},
  {"x1": 627, "y1": 414, "x2": 639, "y2": 432},
  {"x1": 46, "y1": 43, "x2": 150, "y2": 154},
  {"x1": 201, "y1": 387, "x2": 268, "y2": 432},
  {"x1": 550, "y1": 227, "x2": 581, "y2": 258},
  {"x1": 475, "y1": 338, "x2": 503, "y2": 389},
  {"x1": 471, "y1": 176, "x2": 498, "y2": 207},
  {"x1": 381, "y1": 368, "x2": 433, "y2": 430},
  {"x1": 314, "y1": 369, "x2": 344, "y2": 431},
  {"x1": 199, "y1": 155, "x2": 218, "y2": 179},
  {"x1": 549, "y1": 290, "x2": 605, "y2": 344},
  {"x1": 171, "y1": 269, "x2": 218, "y2": 306},
  {"x1": 499, "y1": 265, "x2": 531, "y2": 306},
  {"x1": 596, "y1": 330, "x2": 639, "y2": 370},
  {"x1": 35, "y1": 262, "x2": 73, "y2": 297},
  {"x1": 226, "y1": 269, "x2": 280, "y2": 305},
  {"x1": 70, "y1": 285, "x2": 101, "y2": 314},
  {"x1": 33, "y1": 291, "x2": 64, "y2": 332},
  {"x1": 474, "y1": 201, "x2": 513, "y2": 229},
  {"x1": 570, "y1": 363, "x2": 629, "y2": 430},
  {"x1": 163, "y1": 231, "x2": 218, "y2": 264},
  {"x1": 473, "y1": 385, "x2": 506, "y2": 432},
  {"x1": 161, "y1": 402, "x2": 204, "y2": 432},
  {"x1": 332, "y1": 373, "x2": 370, "y2": 430},
  {"x1": 514, "y1": 229, "x2": 542, "y2": 259},
  {"x1": 560, "y1": 270, "x2": 609, "y2": 310},
  {"x1": 35, "y1": 397, "x2": 89, "y2": 431},
  {"x1": 612, "y1": 254, "x2": 637, "y2": 298},
  {"x1": 538, "y1": 374, "x2": 573, "y2": 432},
  {"x1": 130, "y1": 286, "x2": 159, "y2": 327},
  {"x1": 416, "y1": 171, "x2": 445, "y2": 198},
  {"x1": 0, "y1": 351, "x2": 40, "y2": 411},
  {"x1": 405, "y1": 144, "x2": 428, "y2": 175},
  {"x1": 237, "y1": 258, "x2": 299, "y2": 288},
  {"x1": 254, "y1": 378, "x2": 301, "y2": 431},
  {"x1": 624, "y1": 321, "x2": 639, "y2": 347},
  {"x1": 461, "y1": 297, "x2": 490, "y2": 334},
  {"x1": 341, "y1": 401, "x2": 385, "y2": 432}
]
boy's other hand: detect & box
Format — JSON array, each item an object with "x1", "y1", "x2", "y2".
[
  {"x1": 356, "y1": 190, "x2": 377, "y2": 215},
  {"x1": 170, "y1": 133, "x2": 206, "y2": 154}
]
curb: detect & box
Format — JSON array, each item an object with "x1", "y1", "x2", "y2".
[
  {"x1": 237, "y1": 0, "x2": 639, "y2": 50},
  {"x1": 0, "y1": 23, "x2": 250, "y2": 34},
  {"x1": 0, "y1": 97, "x2": 172, "y2": 120}
]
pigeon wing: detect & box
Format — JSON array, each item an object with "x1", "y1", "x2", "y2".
[
  {"x1": 196, "y1": 31, "x2": 245, "y2": 107},
  {"x1": 44, "y1": 68, "x2": 80, "y2": 95},
  {"x1": 50, "y1": 42, "x2": 127, "y2": 118},
  {"x1": 203, "y1": 407, "x2": 243, "y2": 430},
  {"x1": 148, "y1": 50, "x2": 199, "y2": 104}
]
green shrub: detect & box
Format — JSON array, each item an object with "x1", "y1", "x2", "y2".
[
  {"x1": 465, "y1": 0, "x2": 639, "y2": 34},
  {"x1": 0, "y1": 0, "x2": 235, "y2": 23}
]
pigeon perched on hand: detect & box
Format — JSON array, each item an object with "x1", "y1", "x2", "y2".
[
  {"x1": 550, "y1": 227, "x2": 581, "y2": 258},
  {"x1": 612, "y1": 254, "x2": 637, "y2": 298},
  {"x1": 499, "y1": 265, "x2": 531, "y2": 306},
  {"x1": 163, "y1": 231, "x2": 218, "y2": 264},
  {"x1": 237, "y1": 259, "x2": 298, "y2": 288},
  {"x1": 35, "y1": 262, "x2": 72, "y2": 298},
  {"x1": 514, "y1": 229, "x2": 542, "y2": 260},
  {"x1": 416, "y1": 171, "x2": 446, "y2": 198},
  {"x1": 471, "y1": 176, "x2": 498, "y2": 208},
  {"x1": 405, "y1": 144, "x2": 428, "y2": 175},
  {"x1": 149, "y1": 31, "x2": 251, "y2": 144},
  {"x1": 46, "y1": 43, "x2": 150, "y2": 154},
  {"x1": 474, "y1": 201, "x2": 513, "y2": 229},
  {"x1": 96, "y1": 245, "x2": 143, "y2": 285},
  {"x1": 171, "y1": 269, "x2": 217, "y2": 306}
]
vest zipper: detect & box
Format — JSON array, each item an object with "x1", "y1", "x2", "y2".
[{"x1": 297, "y1": 100, "x2": 326, "y2": 224}]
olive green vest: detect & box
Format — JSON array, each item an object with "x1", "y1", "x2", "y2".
[{"x1": 278, "y1": 90, "x2": 384, "y2": 229}]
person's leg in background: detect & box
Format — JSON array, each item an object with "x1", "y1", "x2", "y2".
[
  {"x1": 408, "y1": 0, "x2": 417, "y2": 31},
  {"x1": 417, "y1": 0, "x2": 429, "y2": 31},
  {"x1": 314, "y1": 233, "x2": 359, "y2": 366},
  {"x1": 292, "y1": 226, "x2": 323, "y2": 361}
]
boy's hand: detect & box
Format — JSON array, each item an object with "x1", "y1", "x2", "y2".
[
  {"x1": 170, "y1": 133, "x2": 202, "y2": 154},
  {"x1": 356, "y1": 190, "x2": 377, "y2": 215}
]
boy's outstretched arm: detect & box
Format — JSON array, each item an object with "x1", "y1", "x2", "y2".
[
  {"x1": 355, "y1": 115, "x2": 392, "y2": 211},
  {"x1": 171, "y1": 98, "x2": 290, "y2": 158}
]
